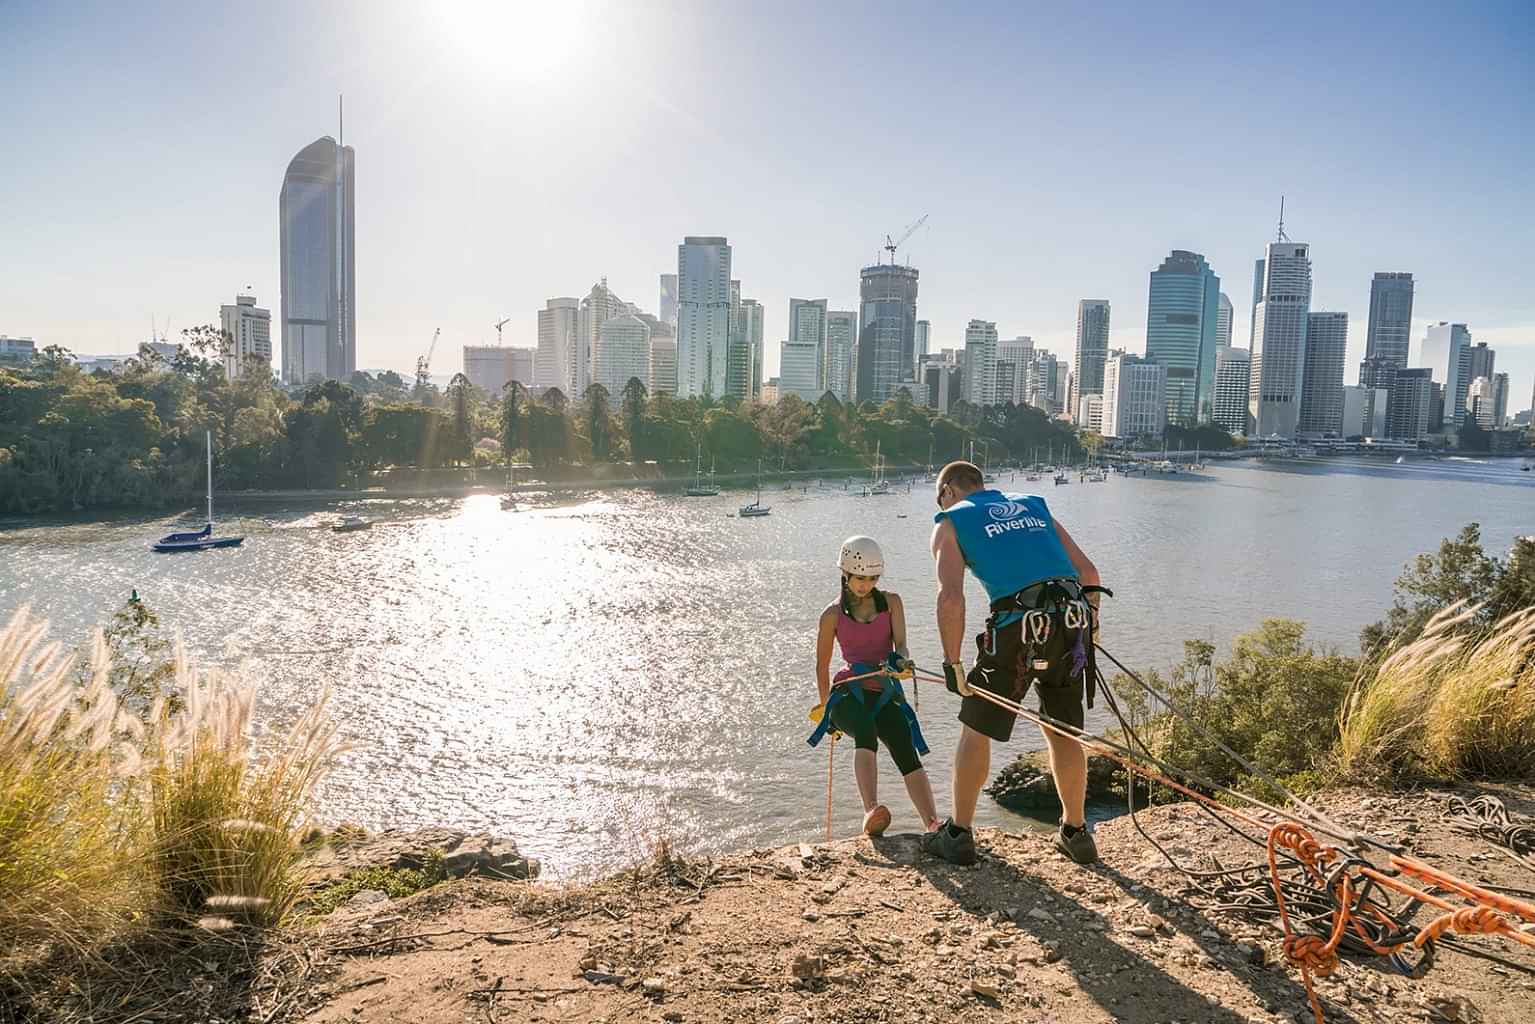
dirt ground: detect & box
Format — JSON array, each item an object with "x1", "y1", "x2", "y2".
[{"x1": 286, "y1": 783, "x2": 1535, "y2": 1024}]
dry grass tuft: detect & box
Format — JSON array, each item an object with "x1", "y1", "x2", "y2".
[{"x1": 1338, "y1": 602, "x2": 1535, "y2": 781}]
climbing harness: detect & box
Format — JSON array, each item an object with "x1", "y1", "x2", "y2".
[
  {"x1": 806, "y1": 652, "x2": 929, "y2": 757},
  {"x1": 896, "y1": 648, "x2": 1535, "y2": 1024}
]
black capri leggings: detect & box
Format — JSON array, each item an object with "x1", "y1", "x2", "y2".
[{"x1": 828, "y1": 690, "x2": 922, "y2": 776}]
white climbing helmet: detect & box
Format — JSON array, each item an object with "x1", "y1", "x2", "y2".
[{"x1": 837, "y1": 535, "x2": 884, "y2": 577}]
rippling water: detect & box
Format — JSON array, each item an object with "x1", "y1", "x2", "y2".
[{"x1": 2, "y1": 457, "x2": 1531, "y2": 877}]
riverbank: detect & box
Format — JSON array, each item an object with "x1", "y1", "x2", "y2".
[{"x1": 14, "y1": 782, "x2": 1530, "y2": 1024}]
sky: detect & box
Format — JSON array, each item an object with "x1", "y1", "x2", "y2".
[{"x1": 3, "y1": 0, "x2": 1533, "y2": 410}]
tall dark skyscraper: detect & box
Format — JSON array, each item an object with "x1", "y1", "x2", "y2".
[
  {"x1": 1071, "y1": 300, "x2": 1110, "y2": 417},
  {"x1": 855, "y1": 262, "x2": 919, "y2": 403},
  {"x1": 1362, "y1": 272, "x2": 1414, "y2": 367},
  {"x1": 1299, "y1": 312, "x2": 1348, "y2": 435},
  {"x1": 1145, "y1": 251, "x2": 1220, "y2": 425},
  {"x1": 280, "y1": 136, "x2": 355, "y2": 384}
]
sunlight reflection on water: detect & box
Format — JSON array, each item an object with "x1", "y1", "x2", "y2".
[{"x1": 1, "y1": 459, "x2": 1531, "y2": 878}]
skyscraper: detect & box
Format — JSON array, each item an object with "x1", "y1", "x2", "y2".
[
  {"x1": 1389, "y1": 368, "x2": 1434, "y2": 439},
  {"x1": 279, "y1": 135, "x2": 355, "y2": 384},
  {"x1": 1421, "y1": 322, "x2": 1473, "y2": 428},
  {"x1": 738, "y1": 299, "x2": 764, "y2": 400},
  {"x1": 1145, "y1": 250, "x2": 1220, "y2": 425},
  {"x1": 536, "y1": 297, "x2": 580, "y2": 392},
  {"x1": 463, "y1": 345, "x2": 513, "y2": 395},
  {"x1": 1249, "y1": 242, "x2": 1312, "y2": 437},
  {"x1": 1298, "y1": 312, "x2": 1348, "y2": 436},
  {"x1": 677, "y1": 236, "x2": 732, "y2": 397},
  {"x1": 1072, "y1": 300, "x2": 1110, "y2": 419},
  {"x1": 778, "y1": 337, "x2": 821, "y2": 401},
  {"x1": 1363, "y1": 273, "x2": 1414, "y2": 367},
  {"x1": 725, "y1": 279, "x2": 753, "y2": 400},
  {"x1": 1215, "y1": 293, "x2": 1234, "y2": 349},
  {"x1": 1466, "y1": 341, "x2": 1496, "y2": 385},
  {"x1": 855, "y1": 262, "x2": 919, "y2": 403},
  {"x1": 219, "y1": 293, "x2": 272, "y2": 381},
  {"x1": 577, "y1": 279, "x2": 627, "y2": 397},
  {"x1": 997, "y1": 337, "x2": 1034, "y2": 407},
  {"x1": 648, "y1": 328, "x2": 677, "y2": 396},
  {"x1": 659, "y1": 274, "x2": 678, "y2": 326},
  {"x1": 788, "y1": 298, "x2": 829, "y2": 394},
  {"x1": 1212, "y1": 346, "x2": 1251, "y2": 435},
  {"x1": 825, "y1": 311, "x2": 857, "y2": 402},
  {"x1": 914, "y1": 320, "x2": 931, "y2": 373},
  {"x1": 962, "y1": 320, "x2": 998, "y2": 407}
]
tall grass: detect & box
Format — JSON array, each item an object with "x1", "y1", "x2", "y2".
[
  {"x1": 0, "y1": 605, "x2": 346, "y2": 959},
  {"x1": 0, "y1": 611, "x2": 143, "y2": 949},
  {"x1": 1338, "y1": 602, "x2": 1535, "y2": 780}
]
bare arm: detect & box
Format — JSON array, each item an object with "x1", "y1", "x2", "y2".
[
  {"x1": 1054, "y1": 519, "x2": 1102, "y2": 604},
  {"x1": 931, "y1": 520, "x2": 967, "y2": 663},
  {"x1": 815, "y1": 605, "x2": 838, "y2": 704},
  {"x1": 887, "y1": 592, "x2": 910, "y2": 661}
]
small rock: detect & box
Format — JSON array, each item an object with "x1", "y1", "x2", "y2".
[
  {"x1": 1201, "y1": 928, "x2": 1221, "y2": 940},
  {"x1": 579, "y1": 955, "x2": 598, "y2": 970},
  {"x1": 790, "y1": 954, "x2": 824, "y2": 980},
  {"x1": 1127, "y1": 925, "x2": 1156, "y2": 939},
  {"x1": 997, "y1": 964, "x2": 1017, "y2": 979},
  {"x1": 642, "y1": 977, "x2": 666, "y2": 996},
  {"x1": 583, "y1": 970, "x2": 624, "y2": 986},
  {"x1": 970, "y1": 979, "x2": 1001, "y2": 1001},
  {"x1": 343, "y1": 888, "x2": 388, "y2": 909},
  {"x1": 662, "y1": 1013, "x2": 683, "y2": 1023},
  {"x1": 802, "y1": 911, "x2": 820, "y2": 922},
  {"x1": 1040, "y1": 944, "x2": 1061, "y2": 963},
  {"x1": 1026, "y1": 907, "x2": 1055, "y2": 923}
]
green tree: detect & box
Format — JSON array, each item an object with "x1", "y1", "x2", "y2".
[
  {"x1": 584, "y1": 383, "x2": 614, "y2": 461},
  {"x1": 500, "y1": 380, "x2": 525, "y2": 457},
  {"x1": 621, "y1": 377, "x2": 647, "y2": 457},
  {"x1": 447, "y1": 372, "x2": 473, "y2": 465}
]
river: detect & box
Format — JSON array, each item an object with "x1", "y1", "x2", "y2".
[{"x1": 2, "y1": 457, "x2": 1531, "y2": 878}]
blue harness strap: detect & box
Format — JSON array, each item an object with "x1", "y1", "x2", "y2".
[{"x1": 806, "y1": 659, "x2": 930, "y2": 756}]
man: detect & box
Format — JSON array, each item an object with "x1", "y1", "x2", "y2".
[{"x1": 923, "y1": 460, "x2": 1105, "y2": 866}]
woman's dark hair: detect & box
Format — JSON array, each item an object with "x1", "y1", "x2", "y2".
[{"x1": 839, "y1": 574, "x2": 887, "y2": 617}]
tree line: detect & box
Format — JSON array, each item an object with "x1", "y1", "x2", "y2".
[{"x1": 0, "y1": 327, "x2": 1089, "y2": 514}]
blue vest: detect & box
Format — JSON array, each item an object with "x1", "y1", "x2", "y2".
[{"x1": 933, "y1": 490, "x2": 1078, "y2": 603}]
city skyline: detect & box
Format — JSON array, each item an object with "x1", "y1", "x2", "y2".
[{"x1": 1, "y1": 2, "x2": 1532, "y2": 409}]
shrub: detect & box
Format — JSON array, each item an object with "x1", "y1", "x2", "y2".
[
  {"x1": 305, "y1": 853, "x2": 447, "y2": 917},
  {"x1": 1339, "y1": 603, "x2": 1535, "y2": 781}
]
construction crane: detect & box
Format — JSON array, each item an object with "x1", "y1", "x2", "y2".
[
  {"x1": 882, "y1": 213, "x2": 929, "y2": 265},
  {"x1": 415, "y1": 327, "x2": 441, "y2": 393},
  {"x1": 494, "y1": 318, "x2": 511, "y2": 345}
]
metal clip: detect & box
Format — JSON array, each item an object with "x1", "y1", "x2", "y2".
[
  {"x1": 1062, "y1": 600, "x2": 1089, "y2": 631},
  {"x1": 1031, "y1": 659, "x2": 1050, "y2": 672},
  {"x1": 1024, "y1": 609, "x2": 1052, "y2": 644}
]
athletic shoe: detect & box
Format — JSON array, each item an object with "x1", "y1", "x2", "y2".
[
  {"x1": 922, "y1": 818, "x2": 977, "y2": 865},
  {"x1": 863, "y1": 804, "x2": 891, "y2": 836},
  {"x1": 1053, "y1": 822, "x2": 1099, "y2": 864}
]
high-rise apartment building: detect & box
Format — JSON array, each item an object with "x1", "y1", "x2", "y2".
[
  {"x1": 1466, "y1": 342, "x2": 1496, "y2": 385},
  {"x1": 923, "y1": 360, "x2": 961, "y2": 415},
  {"x1": 962, "y1": 320, "x2": 998, "y2": 407},
  {"x1": 575, "y1": 279, "x2": 627, "y2": 398},
  {"x1": 659, "y1": 274, "x2": 678, "y2": 326},
  {"x1": 1389, "y1": 368, "x2": 1435, "y2": 440},
  {"x1": 825, "y1": 310, "x2": 856, "y2": 402},
  {"x1": 1298, "y1": 312, "x2": 1348, "y2": 436},
  {"x1": 1146, "y1": 249, "x2": 1220, "y2": 425},
  {"x1": 1469, "y1": 373, "x2": 1510, "y2": 428},
  {"x1": 736, "y1": 298, "x2": 764, "y2": 400},
  {"x1": 997, "y1": 337, "x2": 1034, "y2": 407},
  {"x1": 1076, "y1": 393, "x2": 1104, "y2": 433},
  {"x1": 279, "y1": 136, "x2": 355, "y2": 384},
  {"x1": 1249, "y1": 242, "x2": 1312, "y2": 437},
  {"x1": 508, "y1": 347, "x2": 534, "y2": 387},
  {"x1": 723, "y1": 280, "x2": 754, "y2": 400},
  {"x1": 593, "y1": 314, "x2": 652, "y2": 396},
  {"x1": 914, "y1": 320, "x2": 931, "y2": 373},
  {"x1": 1421, "y1": 322, "x2": 1473, "y2": 428},
  {"x1": 648, "y1": 330, "x2": 677, "y2": 396},
  {"x1": 535, "y1": 298, "x2": 580, "y2": 394},
  {"x1": 855, "y1": 262, "x2": 919, "y2": 403},
  {"x1": 1072, "y1": 300, "x2": 1110, "y2": 419},
  {"x1": 677, "y1": 236, "x2": 732, "y2": 397},
  {"x1": 1216, "y1": 293, "x2": 1234, "y2": 349},
  {"x1": 1212, "y1": 346, "x2": 1251, "y2": 435},
  {"x1": 778, "y1": 338, "x2": 821, "y2": 401},
  {"x1": 1102, "y1": 352, "x2": 1167, "y2": 439},
  {"x1": 219, "y1": 293, "x2": 272, "y2": 381},
  {"x1": 1341, "y1": 385, "x2": 1369, "y2": 438},
  {"x1": 788, "y1": 298, "x2": 829, "y2": 394}
]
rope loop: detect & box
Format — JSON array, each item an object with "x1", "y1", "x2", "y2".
[
  {"x1": 1417, "y1": 906, "x2": 1510, "y2": 946},
  {"x1": 1284, "y1": 933, "x2": 1340, "y2": 977}
]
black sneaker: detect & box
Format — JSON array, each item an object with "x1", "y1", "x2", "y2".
[
  {"x1": 922, "y1": 818, "x2": 977, "y2": 865},
  {"x1": 1053, "y1": 822, "x2": 1098, "y2": 864}
]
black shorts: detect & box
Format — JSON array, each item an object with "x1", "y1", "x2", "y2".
[{"x1": 958, "y1": 613, "x2": 1086, "y2": 743}]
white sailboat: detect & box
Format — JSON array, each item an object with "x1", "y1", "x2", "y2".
[
  {"x1": 151, "y1": 431, "x2": 244, "y2": 552},
  {"x1": 685, "y1": 440, "x2": 719, "y2": 496},
  {"x1": 739, "y1": 460, "x2": 771, "y2": 517},
  {"x1": 868, "y1": 441, "x2": 891, "y2": 495}
]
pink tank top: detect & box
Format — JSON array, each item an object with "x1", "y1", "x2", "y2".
[{"x1": 834, "y1": 608, "x2": 894, "y2": 692}]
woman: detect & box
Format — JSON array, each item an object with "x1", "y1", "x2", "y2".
[{"x1": 811, "y1": 535, "x2": 940, "y2": 836}]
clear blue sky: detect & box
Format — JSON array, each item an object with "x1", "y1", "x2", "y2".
[{"x1": 3, "y1": 1, "x2": 1532, "y2": 409}]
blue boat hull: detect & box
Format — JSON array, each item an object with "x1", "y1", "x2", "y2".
[{"x1": 152, "y1": 536, "x2": 244, "y2": 553}]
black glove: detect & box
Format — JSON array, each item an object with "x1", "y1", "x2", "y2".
[{"x1": 943, "y1": 660, "x2": 973, "y2": 696}]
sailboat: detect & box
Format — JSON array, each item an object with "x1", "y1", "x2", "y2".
[
  {"x1": 685, "y1": 440, "x2": 719, "y2": 496},
  {"x1": 739, "y1": 460, "x2": 771, "y2": 517},
  {"x1": 868, "y1": 441, "x2": 891, "y2": 495},
  {"x1": 152, "y1": 431, "x2": 244, "y2": 552}
]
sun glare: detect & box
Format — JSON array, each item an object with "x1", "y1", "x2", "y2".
[{"x1": 437, "y1": 0, "x2": 588, "y2": 82}]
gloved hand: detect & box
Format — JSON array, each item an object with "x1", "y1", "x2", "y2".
[
  {"x1": 886, "y1": 651, "x2": 915, "y2": 677},
  {"x1": 943, "y1": 659, "x2": 973, "y2": 696}
]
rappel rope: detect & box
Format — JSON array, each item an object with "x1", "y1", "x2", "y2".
[{"x1": 817, "y1": 652, "x2": 1534, "y2": 1024}]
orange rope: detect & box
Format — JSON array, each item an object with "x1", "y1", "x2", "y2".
[{"x1": 825, "y1": 733, "x2": 836, "y2": 842}]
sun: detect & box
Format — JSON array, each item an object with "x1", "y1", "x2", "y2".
[{"x1": 436, "y1": 0, "x2": 589, "y2": 82}]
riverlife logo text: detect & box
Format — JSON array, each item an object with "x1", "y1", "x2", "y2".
[{"x1": 983, "y1": 500, "x2": 1049, "y2": 538}]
